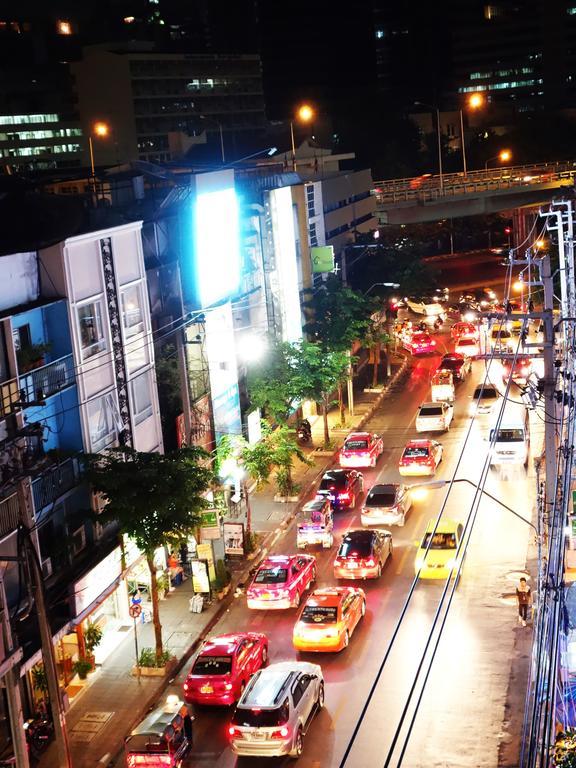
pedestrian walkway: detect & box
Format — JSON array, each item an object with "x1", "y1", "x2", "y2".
[{"x1": 38, "y1": 354, "x2": 409, "y2": 768}]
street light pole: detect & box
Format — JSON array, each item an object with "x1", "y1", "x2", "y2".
[
  {"x1": 435, "y1": 108, "x2": 444, "y2": 193},
  {"x1": 459, "y1": 109, "x2": 467, "y2": 176},
  {"x1": 290, "y1": 121, "x2": 296, "y2": 171}
]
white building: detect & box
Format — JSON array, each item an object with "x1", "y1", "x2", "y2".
[{"x1": 39, "y1": 221, "x2": 163, "y2": 456}]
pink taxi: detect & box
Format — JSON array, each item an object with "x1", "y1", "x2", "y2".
[
  {"x1": 246, "y1": 555, "x2": 316, "y2": 610},
  {"x1": 339, "y1": 432, "x2": 384, "y2": 469}
]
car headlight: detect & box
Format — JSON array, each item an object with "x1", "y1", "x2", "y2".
[
  {"x1": 445, "y1": 559, "x2": 458, "y2": 570},
  {"x1": 415, "y1": 558, "x2": 426, "y2": 570}
]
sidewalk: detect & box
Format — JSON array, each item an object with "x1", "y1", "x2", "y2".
[{"x1": 38, "y1": 353, "x2": 409, "y2": 768}]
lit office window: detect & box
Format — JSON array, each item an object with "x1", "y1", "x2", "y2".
[
  {"x1": 121, "y1": 284, "x2": 144, "y2": 337},
  {"x1": 77, "y1": 300, "x2": 106, "y2": 359}
]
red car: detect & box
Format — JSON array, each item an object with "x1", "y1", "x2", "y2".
[
  {"x1": 246, "y1": 555, "x2": 316, "y2": 610},
  {"x1": 317, "y1": 469, "x2": 364, "y2": 509},
  {"x1": 339, "y1": 432, "x2": 384, "y2": 468},
  {"x1": 403, "y1": 331, "x2": 436, "y2": 355},
  {"x1": 183, "y1": 633, "x2": 268, "y2": 706},
  {"x1": 502, "y1": 356, "x2": 532, "y2": 383},
  {"x1": 450, "y1": 321, "x2": 479, "y2": 341},
  {"x1": 398, "y1": 439, "x2": 443, "y2": 476}
]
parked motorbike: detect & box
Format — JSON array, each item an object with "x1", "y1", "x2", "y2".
[
  {"x1": 24, "y1": 714, "x2": 53, "y2": 757},
  {"x1": 296, "y1": 420, "x2": 312, "y2": 445}
]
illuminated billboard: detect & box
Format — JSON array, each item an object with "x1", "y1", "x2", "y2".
[
  {"x1": 270, "y1": 186, "x2": 303, "y2": 343},
  {"x1": 205, "y1": 301, "x2": 242, "y2": 442},
  {"x1": 194, "y1": 170, "x2": 241, "y2": 308}
]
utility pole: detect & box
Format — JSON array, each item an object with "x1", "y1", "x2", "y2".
[
  {"x1": 17, "y1": 481, "x2": 73, "y2": 768},
  {"x1": 0, "y1": 577, "x2": 29, "y2": 768},
  {"x1": 540, "y1": 253, "x2": 558, "y2": 529}
]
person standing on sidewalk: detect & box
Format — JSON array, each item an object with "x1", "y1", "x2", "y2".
[{"x1": 516, "y1": 577, "x2": 532, "y2": 626}]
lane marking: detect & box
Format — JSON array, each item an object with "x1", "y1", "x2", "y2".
[{"x1": 395, "y1": 544, "x2": 411, "y2": 575}]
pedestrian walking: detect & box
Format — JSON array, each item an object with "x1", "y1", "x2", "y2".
[{"x1": 516, "y1": 577, "x2": 532, "y2": 626}]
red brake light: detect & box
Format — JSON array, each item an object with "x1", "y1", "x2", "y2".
[
  {"x1": 334, "y1": 558, "x2": 342, "y2": 567},
  {"x1": 271, "y1": 726, "x2": 290, "y2": 739},
  {"x1": 183, "y1": 682, "x2": 188, "y2": 691},
  {"x1": 365, "y1": 558, "x2": 376, "y2": 567},
  {"x1": 431, "y1": 340, "x2": 436, "y2": 346},
  {"x1": 339, "y1": 492, "x2": 350, "y2": 500},
  {"x1": 229, "y1": 726, "x2": 239, "y2": 737}
]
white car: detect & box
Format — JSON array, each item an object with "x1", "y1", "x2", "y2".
[
  {"x1": 415, "y1": 402, "x2": 453, "y2": 433},
  {"x1": 454, "y1": 336, "x2": 479, "y2": 358},
  {"x1": 229, "y1": 662, "x2": 324, "y2": 758},
  {"x1": 469, "y1": 383, "x2": 501, "y2": 416}
]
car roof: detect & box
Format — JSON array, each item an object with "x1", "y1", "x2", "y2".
[
  {"x1": 442, "y1": 353, "x2": 464, "y2": 361},
  {"x1": 345, "y1": 432, "x2": 370, "y2": 440},
  {"x1": 240, "y1": 662, "x2": 320, "y2": 708},
  {"x1": 474, "y1": 382, "x2": 498, "y2": 391},
  {"x1": 342, "y1": 529, "x2": 378, "y2": 543},
  {"x1": 405, "y1": 439, "x2": 432, "y2": 448},
  {"x1": 424, "y1": 518, "x2": 461, "y2": 534},
  {"x1": 322, "y1": 469, "x2": 349, "y2": 480},
  {"x1": 302, "y1": 498, "x2": 329, "y2": 510},
  {"x1": 419, "y1": 402, "x2": 444, "y2": 409},
  {"x1": 199, "y1": 634, "x2": 247, "y2": 656},
  {"x1": 304, "y1": 589, "x2": 349, "y2": 608},
  {"x1": 260, "y1": 555, "x2": 294, "y2": 567}
]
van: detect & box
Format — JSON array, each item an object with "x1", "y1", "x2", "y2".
[{"x1": 488, "y1": 399, "x2": 529, "y2": 467}]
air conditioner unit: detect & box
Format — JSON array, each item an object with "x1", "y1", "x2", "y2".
[{"x1": 41, "y1": 558, "x2": 52, "y2": 578}]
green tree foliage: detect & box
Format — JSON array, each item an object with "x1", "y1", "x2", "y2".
[
  {"x1": 247, "y1": 340, "x2": 295, "y2": 423},
  {"x1": 154, "y1": 343, "x2": 183, "y2": 450},
  {"x1": 86, "y1": 446, "x2": 213, "y2": 661}
]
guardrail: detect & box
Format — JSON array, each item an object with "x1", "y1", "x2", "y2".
[
  {"x1": 18, "y1": 354, "x2": 75, "y2": 404},
  {"x1": 32, "y1": 455, "x2": 82, "y2": 512},
  {"x1": 373, "y1": 160, "x2": 576, "y2": 204},
  {"x1": 0, "y1": 492, "x2": 19, "y2": 541}
]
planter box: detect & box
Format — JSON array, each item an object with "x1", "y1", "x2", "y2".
[
  {"x1": 313, "y1": 449, "x2": 335, "y2": 458},
  {"x1": 273, "y1": 494, "x2": 300, "y2": 503},
  {"x1": 131, "y1": 659, "x2": 176, "y2": 677}
]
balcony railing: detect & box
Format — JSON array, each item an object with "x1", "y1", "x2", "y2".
[
  {"x1": 0, "y1": 378, "x2": 20, "y2": 419},
  {"x1": 0, "y1": 492, "x2": 20, "y2": 541},
  {"x1": 18, "y1": 354, "x2": 75, "y2": 405},
  {"x1": 31, "y1": 455, "x2": 82, "y2": 513}
]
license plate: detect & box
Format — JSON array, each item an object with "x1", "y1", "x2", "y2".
[
  {"x1": 347, "y1": 561, "x2": 358, "y2": 568},
  {"x1": 200, "y1": 684, "x2": 213, "y2": 693}
]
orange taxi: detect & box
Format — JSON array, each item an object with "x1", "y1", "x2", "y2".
[{"x1": 292, "y1": 587, "x2": 365, "y2": 652}]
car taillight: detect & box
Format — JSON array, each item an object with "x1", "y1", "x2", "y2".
[
  {"x1": 229, "y1": 726, "x2": 240, "y2": 738},
  {"x1": 431, "y1": 340, "x2": 436, "y2": 346},
  {"x1": 271, "y1": 726, "x2": 290, "y2": 739},
  {"x1": 334, "y1": 559, "x2": 342, "y2": 567},
  {"x1": 364, "y1": 558, "x2": 376, "y2": 567},
  {"x1": 225, "y1": 682, "x2": 233, "y2": 691},
  {"x1": 339, "y1": 492, "x2": 350, "y2": 500},
  {"x1": 183, "y1": 682, "x2": 189, "y2": 691}
]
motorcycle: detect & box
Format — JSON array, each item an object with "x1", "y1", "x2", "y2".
[
  {"x1": 296, "y1": 420, "x2": 312, "y2": 445},
  {"x1": 24, "y1": 714, "x2": 53, "y2": 757}
]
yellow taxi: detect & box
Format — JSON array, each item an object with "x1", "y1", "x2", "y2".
[
  {"x1": 292, "y1": 587, "x2": 365, "y2": 652},
  {"x1": 414, "y1": 519, "x2": 464, "y2": 580}
]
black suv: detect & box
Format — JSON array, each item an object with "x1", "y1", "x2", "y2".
[
  {"x1": 317, "y1": 469, "x2": 363, "y2": 510},
  {"x1": 438, "y1": 353, "x2": 471, "y2": 382}
]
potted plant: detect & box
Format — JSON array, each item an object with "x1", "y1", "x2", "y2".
[
  {"x1": 133, "y1": 647, "x2": 176, "y2": 677},
  {"x1": 72, "y1": 657, "x2": 93, "y2": 681},
  {"x1": 244, "y1": 531, "x2": 261, "y2": 561},
  {"x1": 156, "y1": 573, "x2": 170, "y2": 600},
  {"x1": 31, "y1": 665, "x2": 49, "y2": 699},
  {"x1": 213, "y1": 559, "x2": 231, "y2": 599},
  {"x1": 16, "y1": 342, "x2": 51, "y2": 373},
  {"x1": 84, "y1": 622, "x2": 103, "y2": 668}
]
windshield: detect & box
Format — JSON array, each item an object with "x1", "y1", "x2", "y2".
[
  {"x1": 301, "y1": 605, "x2": 338, "y2": 624},
  {"x1": 344, "y1": 439, "x2": 368, "y2": 450},
  {"x1": 440, "y1": 360, "x2": 460, "y2": 370},
  {"x1": 422, "y1": 532, "x2": 457, "y2": 549},
  {"x1": 473, "y1": 388, "x2": 498, "y2": 401},
  {"x1": 367, "y1": 491, "x2": 396, "y2": 507},
  {"x1": 125, "y1": 735, "x2": 168, "y2": 754},
  {"x1": 491, "y1": 329, "x2": 511, "y2": 339},
  {"x1": 420, "y1": 406, "x2": 443, "y2": 416},
  {"x1": 192, "y1": 655, "x2": 232, "y2": 676},
  {"x1": 254, "y1": 567, "x2": 288, "y2": 584},
  {"x1": 338, "y1": 537, "x2": 372, "y2": 558},
  {"x1": 458, "y1": 338, "x2": 475, "y2": 346},
  {"x1": 492, "y1": 428, "x2": 524, "y2": 442},
  {"x1": 319, "y1": 476, "x2": 346, "y2": 492},
  {"x1": 403, "y1": 446, "x2": 429, "y2": 458},
  {"x1": 232, "y1": 701, "x2": 289, "y2": 728}
]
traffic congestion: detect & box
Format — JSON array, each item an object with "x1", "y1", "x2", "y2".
[{"x1": 120, "y1": 288, "x2": 542, "y2": 768}]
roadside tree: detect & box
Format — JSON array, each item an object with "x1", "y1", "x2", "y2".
[{"x1": 86, "y1": 446, "x2": 213, "y2": 663}]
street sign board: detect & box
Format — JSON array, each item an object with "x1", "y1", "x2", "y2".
[
  {"x1": 311, "y1": 246, "x2": 335, "y2": 273},
  {"x1": 129, "y1": 604, "x2": 142, "y2": 619},
  {"x1": 201, "y1": 510, "x2": 219, "y2": 528}
]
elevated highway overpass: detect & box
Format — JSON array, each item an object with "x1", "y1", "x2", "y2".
[{"x1": 374, "y1": 160, "x2": 576, "y2": 224}]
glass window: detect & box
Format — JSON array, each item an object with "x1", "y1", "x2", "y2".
[
  {"x1": 192, "y1": 656, "x2": 232, "y2": 675},
  {"x1": 121, "y1": 285, "x2": 144, "y2": 338},
  {"x1": 422, "y1": 532, "x2": 457, "y2": 549},
  {"x1": 130, "y1": 373, "x2": 153, "y2": 425},
  {"x1": 254, "y1": 567, "x2": 288, "y2": 584},
  {"x1": 77, "y1": 301, "x2": 106, "y2": 359},
  {"x1": 87, "y1": 395, "x2": 116, "y2": 452},
  {"x1": 301, "y1": 605, "x2": 337, "y2": 624}
]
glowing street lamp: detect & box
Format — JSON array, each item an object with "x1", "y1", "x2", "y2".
[
  {"x1": 290, "y1": 103, "x2": 315, "y2": 171},
  {"x1": 485, "y1": 149, "x2": 512, "y2": 171},
  {"x1": 88, "y1": 121, "x2": 110, "y2": 179},
  {"x1": 460, "y1": 92, "x2": 485, "y2": 175}
]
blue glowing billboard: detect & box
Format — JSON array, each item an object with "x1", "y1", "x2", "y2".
[{"x1": 194, "y1": 170, "x2": 241, "y2": 308}]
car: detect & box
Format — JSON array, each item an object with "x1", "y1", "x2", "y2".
[
  {"x1": 438, "y1": 353, "x2": 471, "y2": 381},
  {"x1": 292, "y1": 587, "x2": 366, "y2": 652},
  {"x1": 399, "y1": 439, "x2": 443, "y2": 476},
  {"x1": 502, "y1": 356, "x2": 532, "y2": 384},
  {"x1": 450, "y1": 321, "x2": 478, "y2": 341},
  {"x1": 472, "y1": 287, "x2": 498, "y2": 308},
  {"x1": 183, "y1": 633, "x2": 268, "y2": 706},
  {"x1": 416, "y1": 401, "x2": 453, "y2": 433},
  {"x1": 431, "y1": 370, "x2": 455, "y2": 403},
  {"x1": 361, "y1": 483, "x2": 412, "y2": 526},
  {"x1": 333, "y1": 529, "x2": 393, "y2": 579},
  {"x1": 458, "y1": 302, "x2": 479, "y2": 322},
  {"x1": 415, "y1": 519, "x2": 464, "y2": 580},
  {"x1": 469, "y1": 383, "x2": 501, "y2": 416},
  {"x1": 405, "y1": 296, "x2": 445, "y2": 317},
  {"x1": 297, "y1": 497, "x2": 333, "y2": 550},
  {"x1": 403, "y1": 331, "x2": 437, "y2": 355},
  {"x1": 228, "y1": 661, "x2": 324, "y2": 758},
  {"x1": 454, "y1": 336, "x2": 480, "y2": 359},
  {"x1": 339, "y1": 431, "x2": 384, "y2": 468},
  {"x1": 490, "y1": 325, "x2": 514, "y2": 353},
  {"x1": 247, "y1": 555, "x2": 316, "y2": 610},
  {"x1": 317, "y1": 469, "x2": 363, "y2": 510}
]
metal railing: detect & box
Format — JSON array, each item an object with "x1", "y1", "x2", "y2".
[
  {"x1": 373, "y1": 160, "x2": 576, "y2": 204},
  {"x1": 0, "y1": 492, "x2": 19, "y2": 541},
  {"x1": 18, "y1": 354, "x2": 75, "y2": 405},
  {"x1": 31, "y1": 455, "x2": 82, "y2": 512}
]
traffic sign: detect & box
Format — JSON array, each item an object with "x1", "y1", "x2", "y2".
[{"x1": 129, "y1": 604, "x2": 142, "y2": 619}]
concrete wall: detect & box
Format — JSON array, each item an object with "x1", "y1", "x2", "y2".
[{"x1": 0, "y1": 252, "x2": 38, "y2": 311}]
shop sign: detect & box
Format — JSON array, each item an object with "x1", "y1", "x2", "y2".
[
  {"x1": 73, "y1": 547, "x2": 123, "y2": 615},
  {"x1": 311, "y1": 245, "x2": 335, "y2": 273},
  {"x1": 192, "y1": 560, "x2": 210, "y2": 594},
  {"x1": 224, "y1": 522, "x2": 244, "y2": 556},
  {"x1": 205, "y1": 301, "x2": 242, "y2": 442},
  {"x1": 201, "y1": 510, "x2": 219, "y2": 528},
  {"x1": 196, "y1": 542, "x2": 216, "y2": 581}
]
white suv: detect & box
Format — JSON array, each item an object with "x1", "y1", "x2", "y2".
[
  {"x1": 228, "y1": 661, "x2": 324, "y2": 758},
  {"x1": 416, "y1": 402, "x2": 453, "y2": 433}
]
